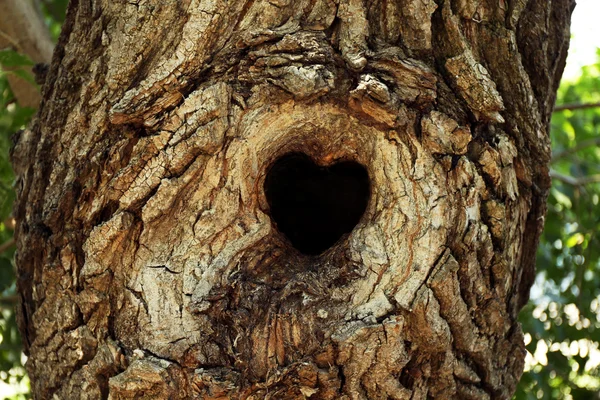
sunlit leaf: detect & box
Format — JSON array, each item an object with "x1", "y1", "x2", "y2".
[{"x1": 565, "y1": 232, "x2": 585, "y2": 248}]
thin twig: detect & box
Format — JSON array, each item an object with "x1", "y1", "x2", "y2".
[
  {"x1": 551, "y1": 137, "x2": 600, "y2": 163},
  {"x1": 0, "y1": 237, "x2": 15, "y2": 254},
  {"x1": 550, "y1": 170, "x2": 600, "y2": 186},
  {"x1": 554, "y1": 102, "x2": 600, "y2": 112},
  {"x1": 0, "y1": 29, "x2": 21, "y2": 49},
  {"x1": 0, "y1": 294, "x2": 18, "y2": 305}
]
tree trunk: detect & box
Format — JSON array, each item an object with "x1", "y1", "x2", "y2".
[{"x1": 11, "y1": 0, "x2": 573, "y2": 399}]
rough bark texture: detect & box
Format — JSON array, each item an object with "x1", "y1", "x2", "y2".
[{"x1": 11, "y1": 0, "x2": 573, "y2": 399}]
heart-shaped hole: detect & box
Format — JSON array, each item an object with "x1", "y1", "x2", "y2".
[{"x1": 264, "y1": 152, "x2": 370, "y2": 255}]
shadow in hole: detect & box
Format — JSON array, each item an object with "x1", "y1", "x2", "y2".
[{"x1": 264, "y1": 153, "x2": 370, "y2": 255}]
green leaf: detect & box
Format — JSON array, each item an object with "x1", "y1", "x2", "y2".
[
  {"x1": 551, "y1": 187, "x2": 573, "y2": 209},
  {"x1": 0, "y1": 50, "x2": 34, "y2": 68},
  {"x1": 0, "y1": 68, "x2": 37, "y2": 86},
  {"x1": 565, "y1": 232, "x2": 585, "y2": 248}
]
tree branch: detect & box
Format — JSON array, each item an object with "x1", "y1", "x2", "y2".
[
  {"x1": 553, "y1": 102, "x2": 600, "y2": 112},
  {"x1": 0, "y1": 295, "x2": 18, "y2": 307},
  {"x1": 0, "y1": 30, "x2": 20, "y2": 48},
  {"x1": 550, "y1": 170, "x2": 600, "y2": 186},
  {"x1": 0, "y1": 237, "x2": 15, "y2": 254},
  {"x1": 551, "y1": 137, "x2": 600, "y2": 163},
  {"x1": 0, "y1": 0, "x2": 54, "y2": 108}
]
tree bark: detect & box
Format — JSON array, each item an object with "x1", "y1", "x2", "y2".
[{"x1": 11, "y1": 0, "x2": 573, "y2": 399}]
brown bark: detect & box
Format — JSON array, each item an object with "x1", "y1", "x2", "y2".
[{"x1": 11, "y1": 0, "x2": 573, "y2": 399}]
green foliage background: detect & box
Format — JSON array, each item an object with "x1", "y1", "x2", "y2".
[
  {"x1": 0, "y1": 52, "x2": 36, "y2": 400},
  {"x1": 0, "y1": 3, "x2": 599, "y2": 399},
  {"x1": 515, "y1": 58, "x2": 600, "y2": 400}
]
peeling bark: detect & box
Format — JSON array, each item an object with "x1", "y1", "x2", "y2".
[{"x1": 11, "y1": 0, "x2": 573, "y2": 399}]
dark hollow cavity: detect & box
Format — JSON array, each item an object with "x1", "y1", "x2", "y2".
[{"x1": 264, "y1": 153, "x2": 370, "y2": 255}]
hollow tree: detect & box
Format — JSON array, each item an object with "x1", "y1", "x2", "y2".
[{"x1": 11, "y1": 0, "x2": 573, "y2": 398}]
